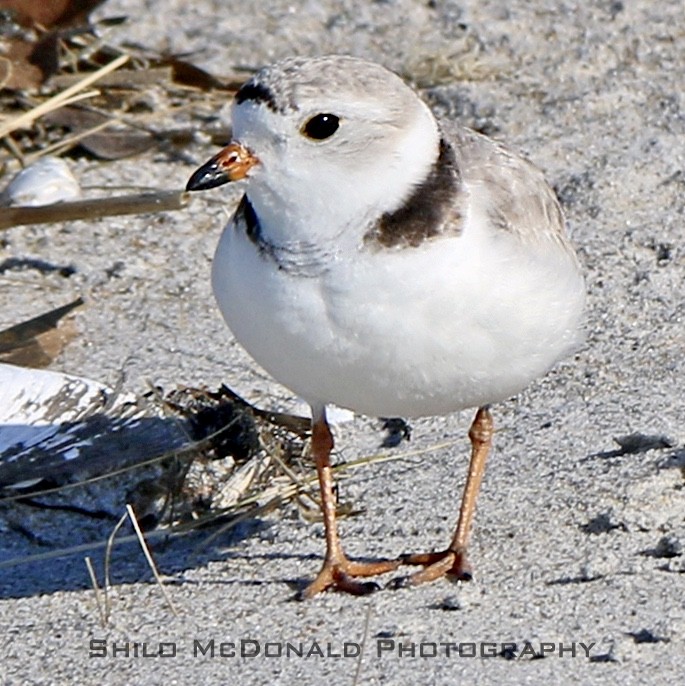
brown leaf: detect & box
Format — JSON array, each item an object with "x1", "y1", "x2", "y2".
[
  {"x1": 0, "y1": 297, "x2": 84, "y2": 368},
  {"x1": 0, "y1": 38, "x2": 45, "y2": 90},
  {"x1": 44, "y1": 105, "x2": 109, "y2": 130},
  {"x1": 50, "y1": 65, "x2": 175, "y2": 90},
  {"x1": 158, "y1": 55, "x2": 236, "y2": 91},
  {"x1": 43, "y1": 105, "x2": 154, "y2": 159},
  {"x1": 0, "y1": 0, "x2": 107, "y2": 29},
  {"x1": 0, "y1": 0, "x2": 105, "y2": 89},
  {"x1": 80, "y1": 129, "x2": 155, "y2": 159}
]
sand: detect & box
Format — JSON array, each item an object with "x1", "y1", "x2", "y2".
[{"x1": 1, "y1": 1, "x2": 684, "y2": 683}]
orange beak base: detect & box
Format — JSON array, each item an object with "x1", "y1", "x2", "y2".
[{"x1": 186, "y1": 142, "x2": 258, "y2": 192}]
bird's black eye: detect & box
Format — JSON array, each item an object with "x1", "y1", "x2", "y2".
[{"x1": 301, "y1": 113, "x2": 340, "y2": 140}]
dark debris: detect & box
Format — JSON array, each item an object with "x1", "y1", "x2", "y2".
[
  {"x1": 626, "y1": 628, "x2": 670, "y2": 645},
  {"x1": 380, "y1": 417, "x2": 412, "y2": 448},
  {"x1": 581, "y1": 511, "x2": 627, "y2": 535}
]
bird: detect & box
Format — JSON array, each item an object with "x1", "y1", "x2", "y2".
[{"x1": 186, "y1": 54, "x2": 585, "y2": 598}]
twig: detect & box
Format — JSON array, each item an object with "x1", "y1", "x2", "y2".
[{"x1": 0, "y1": 190, "x2": 190, "y2": 230}]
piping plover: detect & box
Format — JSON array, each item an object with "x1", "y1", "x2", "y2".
[{"x1": 186, "y1": 55, "x2": 585, "y2": 598}]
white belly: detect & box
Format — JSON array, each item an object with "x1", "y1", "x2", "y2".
[{"x1": 211, "y1": 221, "x2": 584, "y2": 417}]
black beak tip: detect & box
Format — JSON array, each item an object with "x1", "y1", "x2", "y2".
[{"x1": 185, "y1": 162, "x2": 229, "y2": 192}]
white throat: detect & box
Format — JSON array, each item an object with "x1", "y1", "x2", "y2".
[{"x1": 242, "y1": 100, "x2": 441, "y2": 255}]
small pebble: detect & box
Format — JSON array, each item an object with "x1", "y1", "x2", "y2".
[
  {"x1": 437, "y1": 595, "x2": 464, "y2": 611},
  {"x1": 654, "y1": 534, "x2": 683, "y2": 559}
]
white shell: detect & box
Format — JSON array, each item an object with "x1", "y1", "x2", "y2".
[
  {"x1": 0, "y1": 156, "x2": 81, "y2": 207},
  {"x1": 0, "y1": 363, "x2": 183, "y2": 491}
]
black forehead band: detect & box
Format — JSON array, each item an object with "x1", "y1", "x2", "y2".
[{"x1": 234, "y1": 82, "x2": 280, "y2": 113}]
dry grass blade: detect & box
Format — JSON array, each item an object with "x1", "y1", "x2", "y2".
[
  {"x1": 215, "y1": 454, "x2": 272, "y2": 509},
  {"x1": 84, "y1": 555, "x2": 106, "y2": 628},
  {"x1": 0, "y1": 523, "x2": 197, "y2": 571},
  {"x1": 353, "y1": 604, "x2": 373, "y2": 686},
  {"x1": 192, "y1": 438, "x2": 460, "y2": 550},
  {"x1": 51, "y1": 66, "x2": 175, "y2": 90},
  {"x1": 26, "y1": 118, "x2": 116, "y2": 162},
  {"x1": 0, "y1": 438, "x2": 460, "y2": 572},
  {"x1": 104, "y1": 511, "x2": 128, "y2": 625},
  {"x1": 0, "y1": 406, "x2": 244, "y2": 506},
  {"x1": 335, "y1": 439, "x2": 459, "y2": 475},
  {"x1": 191, "y1": 493, "x2": 284, "y2": 554},
  {"x1": 0, "y1": 54, "x2": 129, "y2": 139},
  {"x1": 126, "y1": 504, "x2": 179, "y2": 616},
  {"x1": 268, "y1": 450, "x2": 319, "y2": 511},
  {"x1": 0, "y1": 190, "x2": 190, "y2": 230}
]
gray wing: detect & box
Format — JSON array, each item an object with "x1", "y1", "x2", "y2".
[{"x1": 443, "y1": 122, "x2": 573, "y2": 251}]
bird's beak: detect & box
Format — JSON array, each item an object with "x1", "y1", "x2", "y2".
[{"x1": 185, "y1": 142, "x2": 259, "y2": 192}]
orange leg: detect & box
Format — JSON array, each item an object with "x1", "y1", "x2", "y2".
[
  {"x1": 398, "y1": 406, "x2": 494, "y2": 586},
  {"x1": 300, "y1": 411, "x2": 400, "y2": 599}
]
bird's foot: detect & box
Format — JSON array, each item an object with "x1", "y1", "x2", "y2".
[
  {"x1": 299, "y1": 556, "x2": 401, "y2": 599},
  {"x1": 391, "y1": 548, "x2": 473, "y2": 589}
]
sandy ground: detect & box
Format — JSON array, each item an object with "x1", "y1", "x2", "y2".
[{"x1": 1, "y1": 0, "x2": 684, "y2": 683}]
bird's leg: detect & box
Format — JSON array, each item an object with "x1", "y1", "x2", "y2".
[
  {"x1": 399, "y1": 406, "x2": 494, "y2": 585},
  {"x1": 300, "y1": 411, "x2": 400, "y2": 599}
]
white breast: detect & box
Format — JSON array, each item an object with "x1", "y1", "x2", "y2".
[{"x1": 211, "y1": 210, "x2": 585, "y2": 418}]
